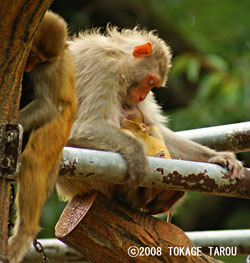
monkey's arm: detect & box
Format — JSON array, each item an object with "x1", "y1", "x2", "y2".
[
  {"x1": 68, "y1": 121, "x2": 149, "y2": 184},
  {"x1": 160, "y1": 126, "x2": 242, "y2": 178},
  {"x1": 139, "y1": 93, "x2": 242, "y2": 177},
  {"x1": 18, "y1": 99, "x2": 57, "y2": 132}
]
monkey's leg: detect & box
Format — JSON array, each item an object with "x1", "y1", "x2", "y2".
[
  {"x1": 145, "y1": 191, "x2": 185, "y2": 216},
  {"x1": 8, "y1": 128, "x2": 63, "y2": 263},
  {"x1": 160, "y1": 126, "x2": 242, "y2": 178},
  {"x1": 8, "y1": 159, "x2": 59, "y2": 263},
  {"x1": 113, "y1": 185, "x2": 158, "y2": 210}
]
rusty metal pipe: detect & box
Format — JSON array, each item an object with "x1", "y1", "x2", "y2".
[
  {"x1": 177, "y1": 121, "x2": 250, "y2": 153},
  {"x1": 60, "y1": 147, "x2": 250, "y2": 199}
]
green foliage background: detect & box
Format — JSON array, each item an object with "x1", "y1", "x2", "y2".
[{"x1": 158, "y1": 0, "x2": 250, "y2": 129}]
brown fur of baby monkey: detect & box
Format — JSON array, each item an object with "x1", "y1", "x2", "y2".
[
  {"x1": 8, "y1": 11, "x2": 77, "y2": 263},
  {"x1": 120, "y1": 104, "x2": 170, "y2": 158},
  {"x1": 121, "y1": 119, "x2": 171, "y2": 158}
]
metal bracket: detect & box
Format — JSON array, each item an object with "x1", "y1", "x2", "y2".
[{"x1": 0, "y1": 124, "x2": 23, "y2": 180}]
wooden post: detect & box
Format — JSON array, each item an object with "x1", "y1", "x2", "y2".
[
  {"x1": 55, "y1": 193, "x2": 223, "y2": 263},
  {"x1": 0, "y1": 124, "x2": 22, "y2": 263},
  {"x1": 0, "y1": 1, "x2": 53, "y2": 261},
  {"x1": 0, "y1": 179, "x2": 11, "y2": 263}
]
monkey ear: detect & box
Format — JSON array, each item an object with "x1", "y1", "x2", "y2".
[
  {"x1": 140, "y1": 123, "x2": 148, "y2": 132},
  {"x1": 132, "y1": 43, "x2": 152, "y2": 58}
]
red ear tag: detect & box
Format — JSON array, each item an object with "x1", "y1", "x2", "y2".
[{"x1": 132, "y1": 43, "x2": 152, "y2": 58}]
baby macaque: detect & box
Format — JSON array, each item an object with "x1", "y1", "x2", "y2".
[
  {"x1": 120, "y1": 104, "x2": 170, "y2": 158},
  {"x1": 120, "y1": 109, "x2": 184, "y2": 218},
  {"x1": 8, "y1": 11, "x2": 77, "y2": 263},
  {"x1": 56, "y1": 26, "x2": 242, "y2": 217},
  {"x1": 121, "y1": 119, "x2": 170, "y2": 158}
]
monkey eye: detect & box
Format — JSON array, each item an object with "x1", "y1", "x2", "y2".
[
  {"x1": 148, "y1": 79, "x2": 155, "y2": 86},
  {"x1": 147, "y1": 75, "x2": 161, "y2": 87},
  {"x1": 29, "y1": 51, "x2": 39, "y2": 59},
  {"x1": 30, "y1": 53, "x2": 37, "y2": 58}
]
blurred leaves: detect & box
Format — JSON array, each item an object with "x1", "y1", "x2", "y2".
[
  {"x1": 186, "y1": 57, "x2": 200, "y2": 83},
  {"x1": 172, "y1": 54, "x2": 201, "y2": 83},
  {"x1": 39, "y1": 192, "x2": 66, "y2": 238},
  {"x1": 148, "y1": 0, "x2": 250, "y2": 131},
  {"x1": 167, "y1": 51, "x2": 250, "y2": 131},
  {"x1": 205, "y1": 54, "x2": 229, "y2": 72},
  {"x1": 150, "y1": 0, "x2": 250, "y2": 57}
]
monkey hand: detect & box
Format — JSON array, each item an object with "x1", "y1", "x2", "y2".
[
  {"x1": 123, "y1": 139, "x2": 150, "y2": 185},
  {"x1": 208, "y1": 152, "x2": 243, "y2": 180}
]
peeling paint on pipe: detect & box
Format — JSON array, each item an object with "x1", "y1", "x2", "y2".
[
  {"x1": 177, "y1": 121, "x2": 250, "y2": 153},
  {"x1": 60, "y1": 147, "x2": 250, "y2": 199}
]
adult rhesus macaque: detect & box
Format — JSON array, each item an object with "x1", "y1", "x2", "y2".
[
  {"x1": 56, "y1": 26, "x2": 242, "y2": 216},
  {"x1": 8, "y1": 11, "x2": 77, "y2": 263}
]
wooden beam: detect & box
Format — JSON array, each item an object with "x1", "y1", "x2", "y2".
[{"x1": 55, "y1": 193, "x2": 223, "y2": 263}]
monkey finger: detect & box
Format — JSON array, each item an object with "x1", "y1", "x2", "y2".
[
  {"x1": 208, "y1": 155, "x2": 228, "y2": 168},
  {"x1": 230, "y1": 161, "x2": 243, "y2": 180},
  {"x1": 126, "y1": 158, "x2": 149, "y2": 185},
  {"x1": 127, "y1": 167, "x2": 149, "y2": 185},
  {"x1": 223, "y1": 156, "x2": 242, "y2": 179},
  {"x1": 208, "y1": 154, "x2": 243, "y2": 181}
]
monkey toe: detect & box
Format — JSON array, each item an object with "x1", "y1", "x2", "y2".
[
  {"x1": 230, "y1": 161, "x2": 243, "y2": 180},
  {"x1": 208, "y1": 155, "x2": 228, "y2": 167},
  {"x1": 9, "y1": 233, "x2": 34, "y2": 263},
  {"x1": 209, "y1": 154, "x2": 243, "y2": 181}
]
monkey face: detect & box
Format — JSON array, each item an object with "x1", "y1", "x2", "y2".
[
  {"x1": 25, "y1": 50, "x2": 44, "y2": 72},
  {"x1": 125, "y1": 73, "x2": 161, "y2": 105}
]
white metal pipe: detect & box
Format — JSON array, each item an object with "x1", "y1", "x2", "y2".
[
  {"x1": 177, "y1": 121, "x2": 250, "y2": 153},
  {"x1": 60, "y1": 147, "x2": 250, "y2": 199}
]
